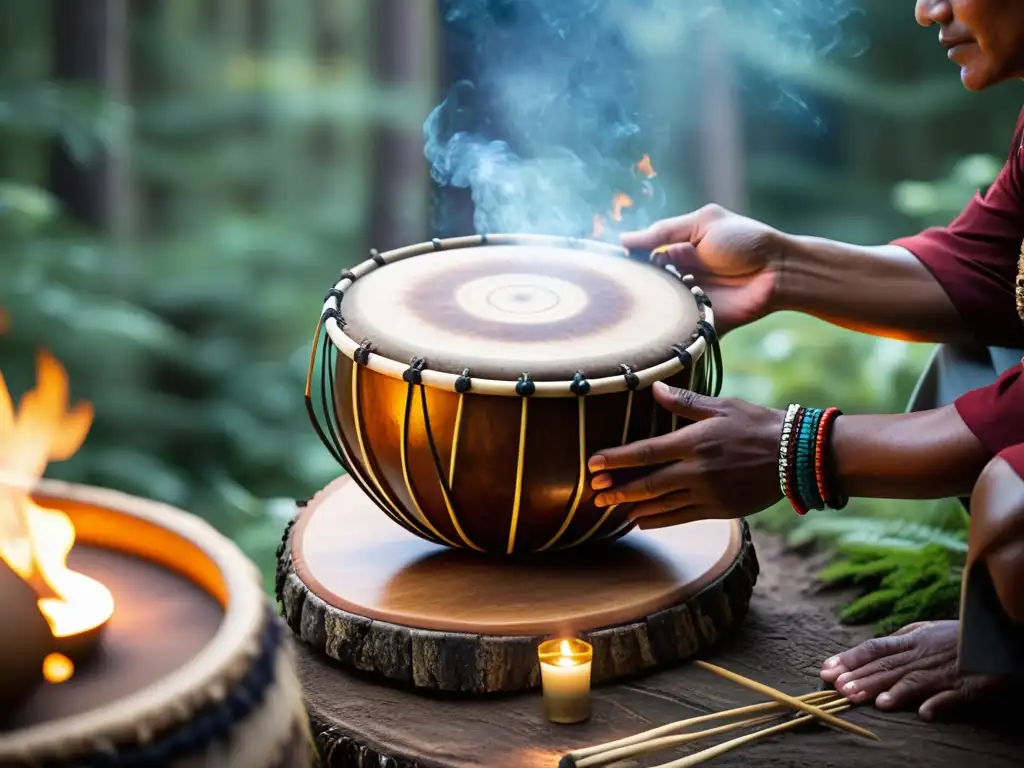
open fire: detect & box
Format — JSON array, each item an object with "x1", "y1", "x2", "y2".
[
  {"x1": 591, "y1": 154, "x2": 660, "y2": 241},
  {"x1": 0, "y1": 349, "x2": 114, "y2": 683}
]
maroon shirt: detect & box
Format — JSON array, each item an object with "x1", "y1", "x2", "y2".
[
  {"x1": 1000, "y1": 443, "x2": 1024, "y2": 479},
  {"x1": 892, "y1": 107, "x2": 1024, "y2": 460}
]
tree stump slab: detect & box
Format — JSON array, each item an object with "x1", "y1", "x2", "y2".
[
  {"x1": 276, "y1": 475, "x2": 758, "y2": 694},
  {"x1": 292, "y1": 532, "x2": 1024, "y2": 768}
]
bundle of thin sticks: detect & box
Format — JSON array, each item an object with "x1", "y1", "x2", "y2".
[{"x1": 559, "y1": 661, "x2": 879, "y2": 768}]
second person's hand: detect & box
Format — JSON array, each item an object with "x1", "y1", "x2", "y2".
[{"x1": 621, "y1": 204, "x2": 786, "y2": 336}]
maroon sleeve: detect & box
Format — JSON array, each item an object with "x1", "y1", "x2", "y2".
[
  {"x1": 997, "y1": 441, "x2": 1024, "y2": 480},
  {"x1": 954, "y1": 361, "x2": 1024, "y2": 456},
  {"x1": 891, "y1": 107, "x2": 1024, "y2": 349}
]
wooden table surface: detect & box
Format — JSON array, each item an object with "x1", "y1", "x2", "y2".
[{"x1": 297, "y1": 530, "x2": 1024, "y2": 768}]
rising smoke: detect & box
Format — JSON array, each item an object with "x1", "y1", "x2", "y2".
[{"x1": 424, "y1": 0, "x2": 863, "y2": 237}]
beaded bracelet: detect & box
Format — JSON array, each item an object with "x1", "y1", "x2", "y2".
[
  {"x1": 815, "y1": 406, "x2": 848, "y2": 509},
  {"x1": 779, "y1": 403, "x2": 845, "y2": 514},
  {"x1": 779, "y1": 405, "x2": 809, "y2": 515},
  {"x1": 795, "y1": 408, "x2": 825, "y2": 511}
]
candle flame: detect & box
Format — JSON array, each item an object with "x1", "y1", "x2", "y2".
[
  {"x1": 42, "y1": 652, "x2": 74, "y2": 683},
  {"x1": 0, "y1": 350, "x2": 114, "y2": 652}
]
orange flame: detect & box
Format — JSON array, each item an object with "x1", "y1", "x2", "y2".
[
  {"x1": 43, "y1": 652, "x2": 74, "y2": 683},
  {"x1": 610, "y1": 193, "x2": 633, "y2": 222},
  {"x1": 591, "y1": 214, "x2": 606, "y2": 239},
  {"x1": 636, "y1": 154, "x2": 657, "y2": 178},
  {"x1": 0, "y1": 351, "x2": 113, "y2": 652}
]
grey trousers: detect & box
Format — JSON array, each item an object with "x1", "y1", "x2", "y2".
[
  {"x1": 907, "y1": 343, "x2": 1021, "y2": 419},
  {"x1": 911, "y1": 343, "x2": 1024, "y2": 675},
  {"x1": 906, "y1": 344, "x2": 1022, "y2": 509}
]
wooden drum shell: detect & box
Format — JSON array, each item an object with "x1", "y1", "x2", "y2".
[{"x1": 333, "y1": 351, "x2": 702, "y2": 555}]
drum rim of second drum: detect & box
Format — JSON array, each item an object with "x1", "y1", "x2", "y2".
[
  {"x1": 0, "y1": 479, "x2": 267, "y2": 761},
  {"x1": 319, "y1": 233, "x2": 717, "y2": 398}
]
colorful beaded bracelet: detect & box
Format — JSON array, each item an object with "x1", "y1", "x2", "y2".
[{"x1": 778, "y1": 403, "x2": 845, "y2": 514}]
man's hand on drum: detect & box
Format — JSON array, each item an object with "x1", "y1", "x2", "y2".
[
  {"x1": 621, "y1": 204, "x2": 783, "y2": 337},
  {"x1": 588, "y1": 383, "x2": 785, "y2": 523}
]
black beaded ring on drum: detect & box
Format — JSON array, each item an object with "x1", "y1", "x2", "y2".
[
  {"x1": 23, "y1": 609, "x2": 291, "y2": 768},
  {"x1": 303, "y1": 234, "x2": 724, "y2": 552}
]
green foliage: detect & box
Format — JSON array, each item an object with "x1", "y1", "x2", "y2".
[
  {"x1": 821, "y1": 543, "x2": 963, "y2": 635},
  {"x1": 0, "y1": 0, "x2": 424, "y2": 596}
]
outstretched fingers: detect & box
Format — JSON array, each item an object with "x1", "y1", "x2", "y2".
[
  {"x1": 820, "y1": 633, "x2": 916, "y2": 683},
  {"x1": 593, "y1": 463, "x2": 692, "y2": 508},
  {"x1": 834, "y1": 649, "x2": 955, "y2": 703},
  {"x1": 588, "y1": 432, "x2": 685, "y2": 476},
  {"x1": 874, "y1": 664, "x2": 958, "y2": 710}
]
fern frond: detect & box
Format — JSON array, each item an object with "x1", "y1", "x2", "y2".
[
  {"x1": 838, "y1": 589, "x2": 902, "y2": 624},
  {"x1": 789, "y1": 516, "x2": 967, "y2": 555},
  {"x1": 817, "y1": 556, "x2": 900, "y2": 586},
  {"x1": 875, "y1": 577, "x2": 962, "y2": 635}
]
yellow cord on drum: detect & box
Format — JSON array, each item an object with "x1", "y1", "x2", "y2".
[
  {"x1": 350, "y1": 365, "x2": 432, "y2": 540},
  {"x1": 449, "y1": 392, "x2": 464, "y2": 488},
  {"x1": 506, "y1": 397, "x2": 530, "y2": 555}
]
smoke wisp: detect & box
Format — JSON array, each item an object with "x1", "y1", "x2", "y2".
[{"x1": 425, "y1": 0, "x2": 863, "y2": 237}]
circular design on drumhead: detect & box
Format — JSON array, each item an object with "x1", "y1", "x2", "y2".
[
  {"x1": 454, "y1": 273, "x2": 588, "y2": 325},
  {"x1": 339, "y1": 244, "x2": 700, "y2": 381}
]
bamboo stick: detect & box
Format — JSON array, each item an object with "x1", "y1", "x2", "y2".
[
  {"x1": 648, "y1": 699, "x2": 854, "y2": 768},
  {"x1": 575, "y1": 704, "x2": 843, "y2": 768},
  {"x1": 692, "y1": 660, "x2": 878, "y2": 741},
  {"x1": 563, "y1": 690, "x2": 837, "y2": 765}
]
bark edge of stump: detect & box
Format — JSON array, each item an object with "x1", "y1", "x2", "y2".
[{"x1": 275, "y1": 501, "x2": 759, "y2": 695}]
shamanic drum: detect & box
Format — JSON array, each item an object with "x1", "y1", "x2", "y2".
[{"x1": 306, "y1": 234, "x2": 721, "y2": 555}]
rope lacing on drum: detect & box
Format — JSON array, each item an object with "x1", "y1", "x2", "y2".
[
  {"x1": 354, "y1": 340, "x2": 374, "y2": 366},
  {"x1": 696, "y1": 319, "x2": 724, "y2": 397},
  {"x1": 695, "y1": 292, "x2": 712, "y2": 308},
  {"x1": 619, "y1": 363, "x2": 640, "y2": 390},
  {"x1": 321, "y1": 306, "x2": 345, "y2": 328},
  {"x1": 369, "y1": 248, "x2": 385, "y2": 267},
  {"x1": 403, "y1": 357, "x2": 427, "y2": 385},
  {"x1": 324, "y1": 287, "x2": 343, "y2": 303},
  {"x1": 431, "y1": 238, "x2": 443, "y2": 250},
  {"x1": 338, "y1": 269, "x2": 356, "y2": 282},
  {"x1": 455, "y1": 368, "x2": 472, "y2": 393},
  {"x1": 398, "y1": 356, "x2": 476, "y2": 549},
  {"x1": 671, "y1": 344, "x2": 692, "y2": 368},
  {"x1": 570, "y1": 371, "x2": 591, "y2": 396},
  {"x1": 515, "y1": 373, "x2": 536, "y2": 397}
]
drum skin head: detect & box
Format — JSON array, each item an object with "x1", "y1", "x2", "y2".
[{"x1": 340, "y1": 243, "x2": 699, "y2": 381}]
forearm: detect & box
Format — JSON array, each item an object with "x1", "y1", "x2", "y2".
[
  {"x1": 773, "y1": 235, "x2": 971, "y2": 344},
  {"x1": 830, "y1": 405, "x2": 990, "y2": 500}
]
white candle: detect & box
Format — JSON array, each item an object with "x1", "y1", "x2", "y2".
[{"x1": 539, "y1": 638, "x2": 593, "y2": 724}]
